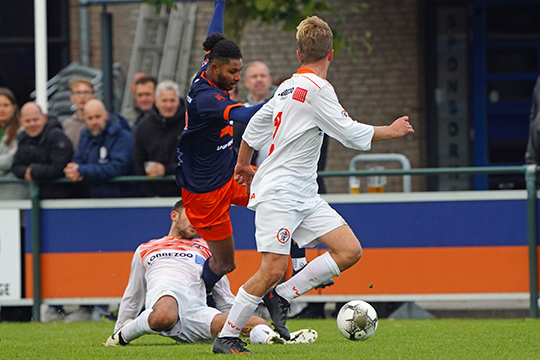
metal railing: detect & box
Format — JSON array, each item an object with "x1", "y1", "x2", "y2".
[
  {"x1": 0, "y1": 165, "x2": 538, "y2": 320},
  {"x1": 348, "y1": 153, "x2": 412, "y2": 192}
]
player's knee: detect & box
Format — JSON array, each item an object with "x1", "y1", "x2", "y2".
[
  {"x1": 257, "y1": 254, "x2": 288, "y2": 287},
  {"x1": 215, "y1": 260, "x2": 236, "y2": 275},
  {"x1": 338, "y1": 242, "x2": 362, "y2": 270},
  {"x1": 148, "y1": 310, "x2": 177, "y2": 332}
]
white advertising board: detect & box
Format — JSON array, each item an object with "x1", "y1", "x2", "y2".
[{"x1": 0, "y1": 209, "x2": 21, "y2": 301}]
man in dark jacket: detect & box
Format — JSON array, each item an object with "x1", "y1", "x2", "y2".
[
  {"x1": 64, "y1": 99, "x2": 134, "y2": 198},
  {"x1": 133, "y1": 80, "x2": 185, "y2": 197},
  {"x1": 12, "y1": 102, "x2": 75, "y2": 199}
]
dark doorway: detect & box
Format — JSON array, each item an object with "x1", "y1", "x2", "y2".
[
  {"x1": 0, "y1": 0, "x2": 70, "y2": 107},
  {"x1": 478, "y1": 2, "x2": 540, "y2": 189}
]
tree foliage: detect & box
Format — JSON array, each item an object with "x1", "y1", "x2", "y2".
[
  {"x1": 222, "y1": 0, "x2": 337, "y2": 41},
  {"x1": 142, "y1": 0, "x2": 371, "y2": 57}
]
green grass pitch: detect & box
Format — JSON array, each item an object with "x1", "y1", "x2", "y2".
[{"x1": 0, "y1": 318, "x2": 538, "y2": 359}]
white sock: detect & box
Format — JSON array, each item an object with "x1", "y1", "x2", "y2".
[
  {"x1": 249, "y1": 324, "x2": 280, "y2": 344},
  {"x1": 292, "y1": 257, "x2": 307, "y2": 272},
  {"x1": 219, "y1": 286, "x2": 262, "y2": 338},
  {"x1": 276, "y1": 252, "x2": 341, "y2": 302},
  {"x1": 121, "y1": 309, "x2": 159, "y2": 342}
]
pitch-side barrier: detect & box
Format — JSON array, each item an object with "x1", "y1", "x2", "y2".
[{"x1": 0, "y1": 165, "x2": 538, "y2": 321}]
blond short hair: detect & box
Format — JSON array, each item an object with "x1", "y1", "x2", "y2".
[
  {"x1": 69, "y1": 77, "x2": 94, "y2": 92},
  {"x1": 296, "y1": 16, "x2": 333, "y2": 64}
]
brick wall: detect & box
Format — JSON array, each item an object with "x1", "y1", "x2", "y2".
[
  {"x1": 69, "y1": 0, "x2": 424, "y2": 193},
  {"x1": 69, "y1": 1, "x2": 139, "y2": 72}
]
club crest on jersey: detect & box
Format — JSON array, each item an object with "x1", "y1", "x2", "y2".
[
  {"x1": 341, "y1": 110, "x2": 349, "y2": 118},
  {"x1": 276, "y1": 228, "x2": 291, "y2": 244},
  {"x1": 214, "y1": 92, "x2": 226, "y2": 102},
  {"x1": 195, "y1": 254, "x2": 206, "y2": 265},
  {"x1": 292, "y1": 87, "x2": 308, "y2": 103}
]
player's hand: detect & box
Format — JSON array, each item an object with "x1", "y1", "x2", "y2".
[
  {"x1": 234, "y1": 163, "x2": 255, "y2": 189},
  {"x1": 390, "y1": 116, "x2": 414, "y2": 137}
]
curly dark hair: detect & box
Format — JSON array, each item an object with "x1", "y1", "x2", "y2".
[{"x1": 203, "y1": 32, "x2": 242, "y2": 64}]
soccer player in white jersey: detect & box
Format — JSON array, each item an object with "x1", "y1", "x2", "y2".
[
  {"x1": 213, "y1": 16, "x2": 414, "y2": 354},
  {"x1": 104, "y1": 200, "x2": 317, "y2": 347}
]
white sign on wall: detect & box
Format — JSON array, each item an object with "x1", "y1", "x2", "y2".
[{"x1": 0, "y1": 209, "x2": 21, "y2": 301}]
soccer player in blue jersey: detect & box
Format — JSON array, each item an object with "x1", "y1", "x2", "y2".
[{"x1": 175, "y1": 0, "x2": 265, "y2": 309}]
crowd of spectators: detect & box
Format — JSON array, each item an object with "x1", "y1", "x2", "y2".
[
  {"x1": 0, "y1": 74, "x2": 191, "y2": 322},
  {"x1": 0, "y1": 74, "x2": 187, "y2": 201},
  {"x1": 1, "y1": 62, "x2": 322, "y2": 201}
]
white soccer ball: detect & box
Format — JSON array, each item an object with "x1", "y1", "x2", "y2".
[{"x1": 336, "y1": 300, "x2": 378, "y2": 341}]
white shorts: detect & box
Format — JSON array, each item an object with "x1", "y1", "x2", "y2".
[
  {"x1": 146, "y1": 284, "x2": 220, "y2": 343},
  {"x1": 253, "y1": 196, "x2": 348, "y2": 255}
]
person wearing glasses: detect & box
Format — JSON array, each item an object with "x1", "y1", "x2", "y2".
[{"x1": 63, "y1": 78, "x2": 96, "y2": 150}]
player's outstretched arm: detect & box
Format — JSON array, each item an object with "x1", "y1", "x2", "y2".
[
  {"x1": 372, "y1": 116, "x2": 414, "y2": 142},
  {"x1": 207, "y1": 0, "x2": 225, "y2": 36},
  {"x1": 228, "y1": 102, "x2": 265, "y2": 124}
]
